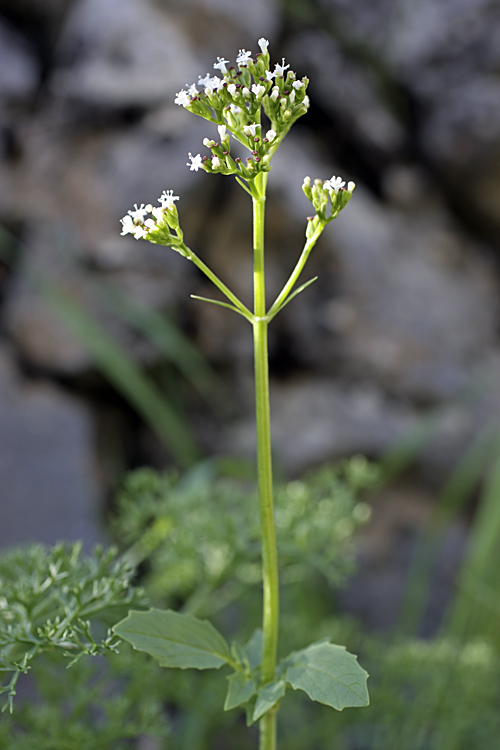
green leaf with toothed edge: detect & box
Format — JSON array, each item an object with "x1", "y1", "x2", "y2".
[
  {"x1": 283, "y1": 640, "x2": 369, "y2": 710},
  {"x1": 113, "y1": 608, "x2": 232, "y2": 670}
]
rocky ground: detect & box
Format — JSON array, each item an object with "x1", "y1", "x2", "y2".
[{"x1": 1, "y1": 0, "x2": 499, "y2": 630}]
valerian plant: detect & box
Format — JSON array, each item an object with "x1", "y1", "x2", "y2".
[{"x1": 115, "y1": 39, "x2": 367, "y2": 750}]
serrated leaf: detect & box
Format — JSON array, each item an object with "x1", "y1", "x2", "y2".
[
  {"x1": 224, "y1": 672, "x2": 257, "y2": 711},
  {"x1": 284, "y1": 641, "x2": 369, "y2": 710},
  {"x1": 253, "y1": 680, "x2": 286, "y2": 721},
  {"x1": 113, "y1": 608, "x2": 231, "y2": 670}
]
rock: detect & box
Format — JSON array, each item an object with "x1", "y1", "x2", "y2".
[
  {"x1": 270, "y1": 135, "x2": 499, "y2": 402},
  {"x1": 0, "y1": 17, "x2": 38, "y2": 100},
  {"x1": 0, "y1": 347, "x2": 100, "y2": 547},
  {"x1": 51, "y1": 0, "x2": 201, "y2": 109},
  {"x1": 228, "y1": 379, "x2": 415, "y2": 475}
]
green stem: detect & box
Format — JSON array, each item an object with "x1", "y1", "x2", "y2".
[
  {"x1": 252, "y1": 171, "x2": 279, "y2": 749},
  {"x1": 180, "y1": 243, "x2": 253, "y2": 320},
  {"x1": 267, "y1": 223, "x2": 325, "y2": 318},
  {"x1": 259, "y1": 709, "x2": 277, "y2": 750}
]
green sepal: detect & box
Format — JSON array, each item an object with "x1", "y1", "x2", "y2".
[
  {"x1": 224, "y1": 672, "x2": 257, "y2": 711},
  {"x1": 253, "y1": 680, "x2": 286, "y2": 722},
  {"x1": 282, "y1": 640, "x2": 369, "y2": 710},
  {"x1": 113, "y1": 608, "x2": 232, "y2": 670}
]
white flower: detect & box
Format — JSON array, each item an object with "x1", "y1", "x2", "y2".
[
  {"x1": 270, "y1": 87, "x2": 280, "y2": 101},
  {"x1": 265, "y1": 129, "x2": 276, "y2": 141},
  {"x1": 303, "y1": 95, "x2": 310, "y2": 107},
  {"x1": 127, "y1": 203, "x2": 149, "y2": 221},
  {"x1": 227, "y1": 83, "x2": 237, "y2": 97},
  {"x1": 251, "y1": 83, "x2": 265, "y2": 98},
  {"x1": 230, "y1": 104, "x2": 241, "y2": 114},
  {"x1": 292, "y1": 80, "x2": 304, "y2": 90},
  {"x1": 214, "y1": 57, "x2": 230, "y2": 74},
  {"x1": 324, "y1": 176, "x2": 345, "y2": 193},
  {"x1": 242, "y1": 87, "x2": 251, "y2": 98},
  {"x1": 347, "y1": 181, "x2": 356, "y2": 192},
  {"x1": 210, "y1": 76, "x2": 223, "y2": 90},
  {"x1": 151, "y1": 207, "x2": 164, "y2": 221},
  {"x1": 212, "y1": 156, "x2": 221, "y2": 169},
  {"x1": 218, "y1": 124, "x2": 227, "y2": 141},
  {"x1": 243, "y1": 123, "x2": 261, "y2": 137},
  {"x1": 187, "y1": 153, "x2": 204, "y2": 172},
  {"x1": 236, "y1": 49, "x2": 252, "y2": 66},
  {"x1": 159, "y1": 190, "x2": 180, "y2": 209},
  {"x1": 289, "y1": 90, "x2": 296, "y2": 104},
  {"x1": 133, "y1": 225, "x2": 148, "y2": 240},
  {"x1": 144, "y1": 218, "x2": 156, "y2": 230},
  {"x1": 174, "y1": 89, "x2": 191, "y2": 106},
  {"x1": 198, "y1": 73, "x2": 213, "y2": 88},
  {"x1": 265, "y1": 70, "x2": 275, "y2": 82},
  {"x1": 186, "y1": 83, "x2": 198, "y2": 97},
  {"x1": 274, "y1": 58, "x2": 290, "y2": 77},
  {"x1": 120, "y1": 215, "x2": 136, "y2": 236},
  {"x1": 258, "y1": 38, "x2": 269, "y2": 54}
]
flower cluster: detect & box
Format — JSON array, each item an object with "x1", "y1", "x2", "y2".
[
  {"x1": 302, "y1": 175, "x2": 355, "y2": 236},
  {"x1": 174, "y1": 38, "x2": 309, "y2": 181},
  {"x1": 119, "y1": 191, "x2": 187, "y2": 254}
]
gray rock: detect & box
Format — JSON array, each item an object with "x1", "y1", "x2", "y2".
[
  {"x1": 0, "y1": 352, "x2": 100, "y2": 547},
  {"x1": 0, "y1": 18, "x2": 38, "y2": 99},
  {"x1": 229, "y1": 379, "x2": 415, "y2": 475},
  {"x1": 51, "y1": 0, "x2": 202, "y2": 108}
]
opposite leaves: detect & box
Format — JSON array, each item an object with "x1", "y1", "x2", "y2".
[{"x1": 113, "y1": 609, "x2": 232, "y2": 670}]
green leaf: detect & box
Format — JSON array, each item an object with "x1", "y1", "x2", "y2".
[
  {"x1": 113, "y1": 609, "x2": 232, "y2": 670},
  {"x1": 253, "y1": 680, "x2": 286, "y2": 721},
  {"x1": 224, "y1": 672, "x2": 257, "y2": 711},
  {"x1": 243, "y1": 629, "x2": 263, "y2": 671},
  {"x1": 284, "y1": 641, "x2": 369, "y2": 710}
]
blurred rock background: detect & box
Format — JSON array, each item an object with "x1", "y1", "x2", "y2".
[{"x1": 1, "y1": 0, "x2": 500, "y2": 629}]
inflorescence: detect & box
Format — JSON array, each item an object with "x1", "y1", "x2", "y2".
[{"x1": 119, "y1": 40, "x2": 355, "y2": 245}]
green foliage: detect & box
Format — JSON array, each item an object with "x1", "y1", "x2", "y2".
[
  {"x1": 0, "y1": 543, "x2": 145, "y2": 712},
  {"x1": 0, "y1": 645, "x2": 170, "y2": 749},
  {"x1": 113, "y1": 458, "x2": 376, "y2": 610}
]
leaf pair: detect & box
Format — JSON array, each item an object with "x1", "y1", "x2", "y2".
[{"x1": 113, "y1": 609, "x2": 369, "y2": 723}]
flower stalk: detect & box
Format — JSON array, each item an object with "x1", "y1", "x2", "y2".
[{"x1": 118, "y1": 38, "x2": 360, "y2": 749}]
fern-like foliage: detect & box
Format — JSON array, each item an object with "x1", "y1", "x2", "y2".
[{"x1": 0, "y1": 543, "x2": 146, "y2": 712}]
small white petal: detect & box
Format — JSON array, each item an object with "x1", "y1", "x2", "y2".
[
  {"x1": 265, "y1": 129, "x2": 276, "y2": 141},
  {"x1": 251, "y1": 83, "x2": 265, "y2": 98},
  {"x1": 159, "y1": 190, "x2": 180, "y2": 209},
  {"x1": 218, "y1": 124, "x2": 227, "y2": 141},
  {"x1": 187, "y1": 153, "x2": 204, "y2": 172},
  {"x1": 174, "y1": 90, "x2": 191, "y2": 107},
  {"x1": 236, "y1": 49, "x2": 252, "y2": 66},
  {"x1": 127, "y1": 203, "x2": 149, "y2": 221},
  {"x1": 274, "y1": 58, "x2": 290, "y2": 77},
  {"x1": 214, "y1": 57, "x2": 230, "y2": 74},
  {"x1": 347, "y1": 181, "x2": 356, "y2": 192},
  {"x1": 258, "y1": 38, "x2": 269, "y2": 54},
  {"x1": 120, "y1": 215, "x2": 135, "y2": 236},
  {"x1": 212, "y1": 156, "x2": 221, "y2": 169},
  {"x1": 227, "y1": 83, "x2": 237, "y2": 96}
]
